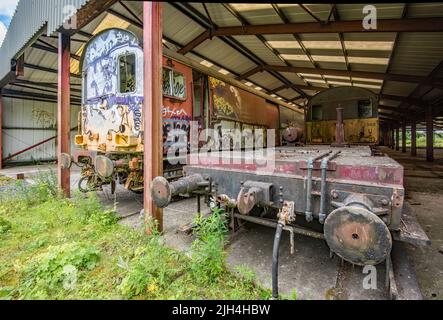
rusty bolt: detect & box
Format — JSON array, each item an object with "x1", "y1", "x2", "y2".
[
  {"x1": 381, "y1": 199, "x2": 389, "y2": 206},
  {"x1": 332, "y1": 191, "x2": 339, "y2": 199}
]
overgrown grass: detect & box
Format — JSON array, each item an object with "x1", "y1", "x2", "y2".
[{"x1": 0, "y1": 172, "x2": 271, "y2": 300}]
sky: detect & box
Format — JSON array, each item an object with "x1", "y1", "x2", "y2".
[{"x1": 0, "y1": 0, "x2": 19, "y2": 46}]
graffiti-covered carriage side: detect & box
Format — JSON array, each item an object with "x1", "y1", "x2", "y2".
[
  {"x1": 162, "y1": 57, "x2": 193, "y2": 157},
  {"x1": 208, "y1": 76, "x2": 289, "y2": 149},
  {"x1": 68, "y1": 27, "x2": 303, "y2": 192},
  {"x1": 306, "y1": 86, "x2": 379, "y2": 145},
  {"x1": 77, "y1": 28, "x2": 144, "y2": 153}
]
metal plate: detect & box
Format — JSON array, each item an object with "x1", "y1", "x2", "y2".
[
  {"x1": 150, "y1": 176, "x2": 172, "y2": 208},
  {"x1": 59, "y1": 153, "x2": 72, "y2": 170},
  {"x1": 324, "y1": 206, "x2": 392, "y2": 265},
  {"x1": 94, "y1": 155, "x2": 114, "y2": 178}
]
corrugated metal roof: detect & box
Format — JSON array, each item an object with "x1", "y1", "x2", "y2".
[
  {"x1": 0, "y1": 0, "x2": 90, "y2": 81},
  {"x1": 1, "y1": 1, "x2": 443, "y2": 115}
]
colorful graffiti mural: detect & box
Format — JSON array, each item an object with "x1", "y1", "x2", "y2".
[{"x1": 77, "y1": 29, "x2": 144, "y2": 153}]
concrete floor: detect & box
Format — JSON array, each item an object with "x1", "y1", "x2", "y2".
[
  {"x1": 381, "y1": 147, "x2": 443, "y2": 301},
  {"x1": 1, "y1": 147, "x2": 441, "y2": 300}
]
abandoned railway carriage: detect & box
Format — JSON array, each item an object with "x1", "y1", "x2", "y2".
[
  {"x1": 68, "y1": 28, "x2": 302, "y2": 193},
  {"x1": 306, "y1": 86, "x2": 379, "y2": 145},
  {"x1": 150, "y1": 82, "x2": 428, "y2": 299}
]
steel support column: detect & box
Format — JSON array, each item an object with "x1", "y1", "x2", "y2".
[
  {"x1": 401, "y1": 122, "x2": 407, "y2": 153},
  {"x1": 395, "y1": 127, "x2": 400, "y2": 151},
  {"x1": 411, "y1": 120, "x2": 417, "y2": 157},
  {"x1": 391, "y1": 128, "x2": 395, "y2": 149},
  {"x1": 426, "y1": 105, "x2": 434, "y2": 162},
  {"x1": 57, "y1": 33, "x2": 71, "y2": 197},
  {"x1": 143, "y1": 1, "x2": 163, "y2": 233}
]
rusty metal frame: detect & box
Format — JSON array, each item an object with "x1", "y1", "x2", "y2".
[
  {"x1": 143, "y1": 1, "x2": 163, "y2": 233},
  {"x1": 57, "y1": 32, "x2": 71, "y2": 197}
]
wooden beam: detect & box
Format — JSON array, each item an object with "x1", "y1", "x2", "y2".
[
  {"x1": 209, "y1": 18, "x2": 443, "y2": 36},
  {"x1": 57, "y1": 33, "x2": 71, "y2": 197},
  {"x1": 143, "y1": 1, "x2": 163, "y2": 233}
]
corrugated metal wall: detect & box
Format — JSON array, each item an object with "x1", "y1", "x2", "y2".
[
  {"x1": 2, "y1": 97, "x2": 79, "y2": 164},
  {"x1": 0, "y1": 0, "x2": 89, "y2": 81}
]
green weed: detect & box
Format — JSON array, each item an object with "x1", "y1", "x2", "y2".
[
  {"x1": 0, "y1": 174, "x2": 271, "y2": 300},
  {"x1": 190, "y1": 208, "x2": 229, "y2": 284}
]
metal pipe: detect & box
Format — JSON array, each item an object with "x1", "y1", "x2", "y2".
[
  {"x1": 233, "y1": 213, "x2": 324, "y2": 240},
  {"x1": 1, "y1": 126, "x2": 78, "y2": 163},
  {"x1": 305, "y1": 158, "x2": 314, "y2": 222},
  {"x1": 272, "y1": 222, "x2": 284, "y2": 299},
  {"x1": 305, "y1": 151, "x2": 331, "y2": 222},
  {"x1": 334, "y1": 106, "x2": 345, "y2": 146},
  {"x1": 319, "y1": 158, "x2": 328, "y2": 224},
  {"x1": 319, "y1": 151, "x2": 341, "y2": 224}
]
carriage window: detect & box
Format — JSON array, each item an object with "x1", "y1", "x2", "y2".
[
  {"x1": 312, "y1": 105, "x2": 323, "y2": 121},
  {"x1": 358, "y1": 100, "x2": 373, "y2": 119},
  {"x1": 119, "y1": 53, "x2": 136, "y2": 93},
  {"x1": 163, "y1": 68, "x2": 186, "y2": 99}
]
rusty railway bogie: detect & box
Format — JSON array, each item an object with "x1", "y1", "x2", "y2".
[{"x1": 150, "y1": 145, "x2": 430, "y2": 299}]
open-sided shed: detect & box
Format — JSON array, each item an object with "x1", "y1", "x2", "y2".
[{"x1": 0, "y1": 2, "x2": 443, "y2": 229}]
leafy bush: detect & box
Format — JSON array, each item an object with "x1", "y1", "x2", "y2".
[
  {"x1": 71, "y1": 192, "x2": 118, "y2": 226},
  {"x1": 2, "y1": 170, "x2": 60, "y2": 207},
  {"x1": 17, "y1": 243, "x2": 100, "y2": 299},
  {"x1": 118, "y1": 236, "x2": 186, "y2": 299},
  {"x1": 190, "y1": 207, "x2": 229, "y2": 283},
  {"x1": 0, "y1": 216, "x2": 12, "y2": 235}
]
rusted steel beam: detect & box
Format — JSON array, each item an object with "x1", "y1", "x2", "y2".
[
  {"x1": 118, "y1": 1, "x2": 143, "y2": 25},
  {"x1": 0, "y1": 95, "x2": 3, "y2": 169},
  {"x1": 260, "y1": 65, "x2": 442, "y2": 86},
  {"x1": 62, "y1": 0, "x2": 119, "y2": 35},
  {"x1": 426, "y1": 105, "x2": 434, "y2": 162},
  {"x1": 299, "y1": 4, "x2": 323, "y2": 23},
  {"x1": 208, "y1": 18, "x2": 443, "y2": 36},
  {"x1": 143, "y1": 1, "x2": 163, "y2": 233},
  {"x1": 235, "y1": 66, "x2": 263, "y2": 81},
  {"x1": 391, "y1": 128, "x2": 395, "y2": 149},
  {"x1": 380, "y1": 94, "x2": 425, "y2": 106},
  {"x1": 23, "y1": 63, "x2": 81, "y2": 79},
  {"x1": 271, "y1": 3, "x2": 330, "y2": 88},
  {"x1": 401, "y1": 122, "x2": 407, "y2": 153},
  {"x1": 177, "y1": 30, "x2": 210, "y2": 55},
  {"x1": 1, "y1": 88, "x2": 81, "y2": 104},
  {"x1": 31, "y1": 43, "x2": 81, "y2": 61},
  {"x1": 221, "y1": 3, "x2": 308, "y2": 98},
  {"x1": 380, "y1": 4, "x2": 409, "y2": 95},
  {"x1": 395, "y1": 127, "x2": 400, "y2": 151},
  {"x1": 411, "y1": 120, "x2": 417, "y2": 156},
  {"x1": 2, "y1": 126, "x2": 78, "y2": 163},
  {"x1": 271, "y1": 83, "x2": 327, "y2": 94},
  {"x1": 57, "y1": 33, "x2": 71, "y2": 197}
]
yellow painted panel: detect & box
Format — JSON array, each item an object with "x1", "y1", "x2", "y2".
[{"x1": 306, "y1": 118, "x2": 379, "y2": 144}]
